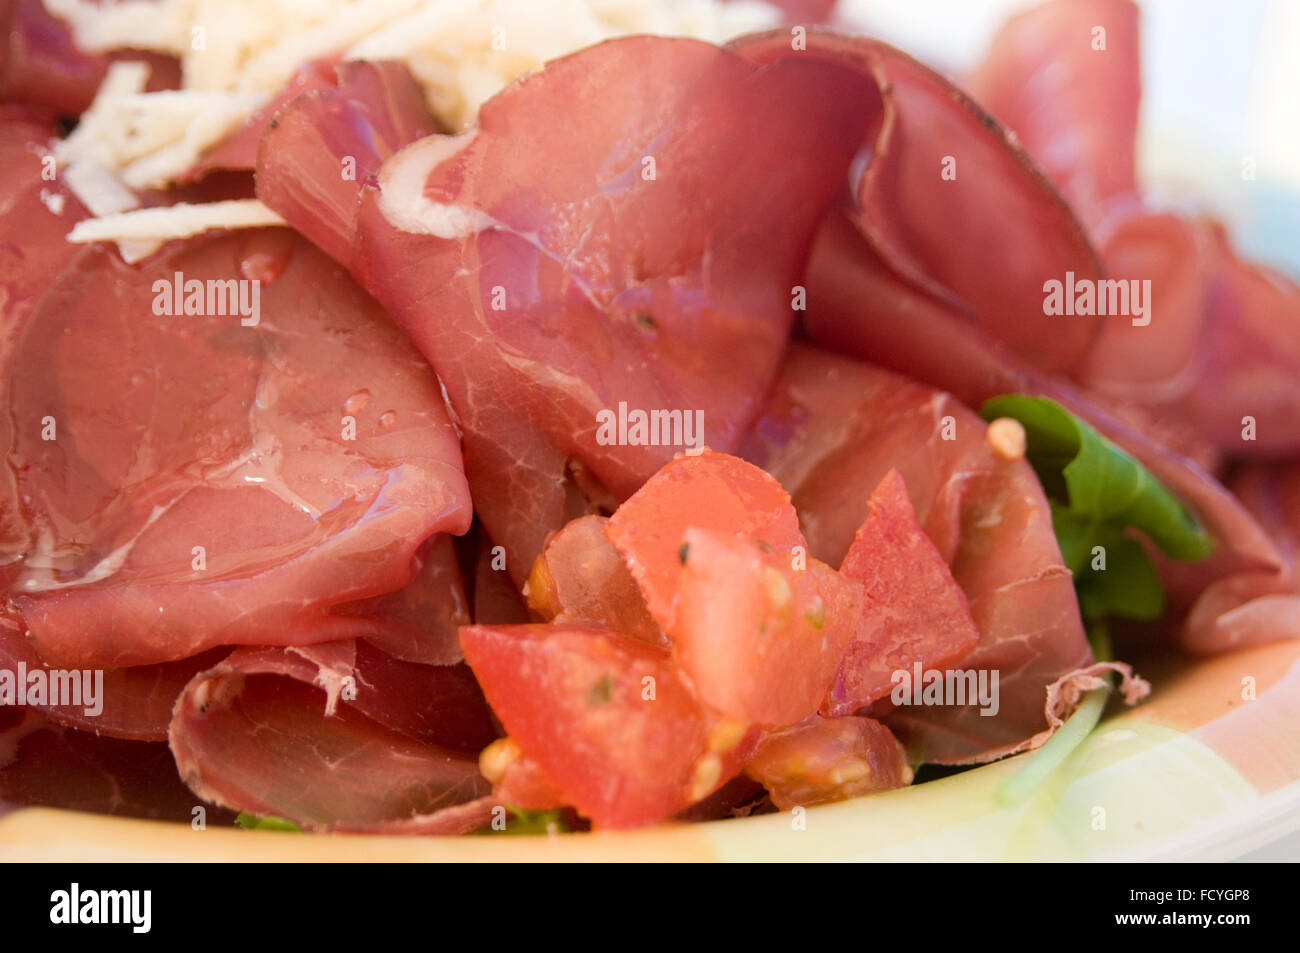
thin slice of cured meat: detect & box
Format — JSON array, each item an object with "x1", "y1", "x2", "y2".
[
  {"x1": 182, "y1": 59, "x2": 342, "y2": 183},
  {"x1": 460, "y1": 623, "x2": 754, "y2": 828},
  {"x1": 731, "y1": 29, "x2": 1105, "y2": 377},
  {"x1": 258, "y1": 39, "x2": 884, "y2": 581},
  {"x1": 312, "y1": 533, "x2": 470, "y2": 666},
  {"x1": 723, "y1": 30, "x2": 1282, "y2": 605},
  {"x1": 0, "y1": 707, "x2": 234, "y2": 823},
  {"x1": 254, "y1": 58, "x2": 438, "y2": 263},
  {"x1": 966, "y1": 0, "x2": 1300, "y2": 457},
  {"x1": 169, "y1": 640, "x2": 493, "y2": 830},
  {"x1": 1176, "y1": 461, "x2": 1300, "y2": 654},
  {"x1": 673, "y1": 526, "x2": 860, "y2": 727},
  {"x1": 1, "y1": 0, "x2": 107, "y2": 114},
  {"x1": 0, "y1": 527, "x2": 470, "y2": 741},
  {"x1": 0, "y1": 0, "x2": 181, "y2": 113},
  {"x1": 1, "y1": 106, "x2": 91, "y2": 588},
  {"x1": 604, "y1": 450, "x2": 805, "y2": 630},
  {"x1": 965, "y1": 0, "x2": 1141, "y2": 227},
  {"x1": 1077, "y1": 213, "x2": 1300, "y2": 456},
  {"x1": 5, "y1": 228, "x2": 471, "y2": 669},
  {"x1": 742, "y1": 345, "x2": 1094, "y2": 763},
  {"x1": 799, "y1": 208, "x2": 1291, "y2": 654},
  {"x1": 0, "y1": 608, "x2": 225, "y2": 741}
]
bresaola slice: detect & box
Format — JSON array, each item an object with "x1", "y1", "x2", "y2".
[
  {"x1": 5, "y1": 229, "x2": 471, "y2": 668},
  {"x1": 169, "y1": 640, "x2": 493, "y2": 830},
  {"x1": 0, "y1": 707, "x2": 233, "y2": 823},
  {"x1": 259, "y1": 38, "x2": 883, "y2": 580},
  {"x1": 1079, "y1": 213, "x2": 1300, "y2": 456},
  {"x1": 742, "y1": 345, "x2": 1095, "y2": 763},
  {"x1": 0, "y1": 0, "x2": 108, "y2": 113},
  {"x1": 966, "y1": 0, "x2": 1141, "y2": 227},
  {"x1": 255, "y1": 58, "x2": 438, "y2": 264},
  {"x1": 1177, "y1": 461, "x2": 1300, "y2": 655},
  {"x1": 967, "y1": 0, "x2": 1300, "y2": 457},
  {"x1": 731, "y1": 29, "x2": 1105, "y2": 377},
  {"x1": 0, "y1": 0, "x2": 180, "y2": 113}
]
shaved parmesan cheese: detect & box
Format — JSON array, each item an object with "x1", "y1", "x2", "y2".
[
  {"x1": 45, "y1": 0, "x2": 781, "y2": 246},
  {"x1": 62, "y1": 157, "x2": 162, "y2": 261},
  {"x1": 66, "y1": 199, "x2": 286, "y2": 244}
]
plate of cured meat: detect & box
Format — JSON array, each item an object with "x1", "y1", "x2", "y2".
[{"x1": 1, "y1": 0, "x2": 1298, "y2": 862}]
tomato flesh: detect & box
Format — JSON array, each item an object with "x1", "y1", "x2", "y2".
[
  {"x1": 526, "y1": 514, "x2": 666, "y2": 646},
  {"x1": 824, "y1": 469, "x2": 981, "y2": 716},
  {"x1": 745, "y1": 715, "x2": 912, "y2": 810},
  {"x1": 605, "y1": 451, "x2": 805, "y2": 629},
  {"x1": 674, "y1": 528, "x2": 861, "y2": 726},
  {"x1": 460, "y1": 623, "x2": 750, "y2": 828}
]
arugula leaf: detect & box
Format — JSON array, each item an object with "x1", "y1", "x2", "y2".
[
  {"x1": 474, "y1": 806, "x2": 569, "y2": 836},
  {"x1": 235, "y1": 812, "x2": 303, "y2": 832},
  {"x1": 981, "y1": 395, "x2": 1213, "y2": 621}
]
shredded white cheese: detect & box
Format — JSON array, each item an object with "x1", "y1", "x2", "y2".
[
  {"x1": 66, "y1": 199, "x2": 287, "y2": 243},
  {"x1": 45, "y1": 0, "x2": 783, "y2": 247}
]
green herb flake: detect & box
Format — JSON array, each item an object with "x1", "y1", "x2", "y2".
[
  {"x1": 677, "y1": 542, "x2": 690, "y2": 564},
  {"x1": 588, "y1": 673, "x2": 614, "y2": 704},
  {"x1": 635, "y1": 312, "x2": 658, "y2": 331},
  {"x1": 235, "y1": 812, "x2": 302, "y2": 832},
  {"x1": 474, "y1": 806, "x2": 569, "y2": 836}
]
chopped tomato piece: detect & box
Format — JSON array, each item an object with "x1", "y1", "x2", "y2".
[
  {"x1": 674, "y1": 528, "x2": 861, "y2": 726},
  {"x1": 824, "y1": 470, "x2": 980, "y2": 716},
  {"x1": 525, "y1": 515, "x2": 666, "y2": 646},
  {"x1": 745, "y1": 716, "x2": 912, "y2": 810},
  {"x1": 493, "y1": 754, "x2": 568, "y2": 813},
  {"x1": 460, "y1": 624, "x2": 751, "y2": 828},
  {"x1": 605, "y1": 451, "x2": 805, "y2": 629}
]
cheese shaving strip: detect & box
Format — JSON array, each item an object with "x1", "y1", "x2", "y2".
[
  {"x1": 67, "y1": 200, "x2": 287, "y2": 244},
  {"x1": 44, "y1": 0, "x2": 781, "y2": 247}
]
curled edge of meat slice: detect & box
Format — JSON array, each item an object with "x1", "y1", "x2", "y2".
[
  {"x1": 169, "y1": 640, "x2": 494, "y2": 831},
  {"x1": 730, "y1": 27, "x2": 1106, "y2": 377},
  {"x1": 965, "y1": 0, "x2": 1141, "y2": 229}
]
